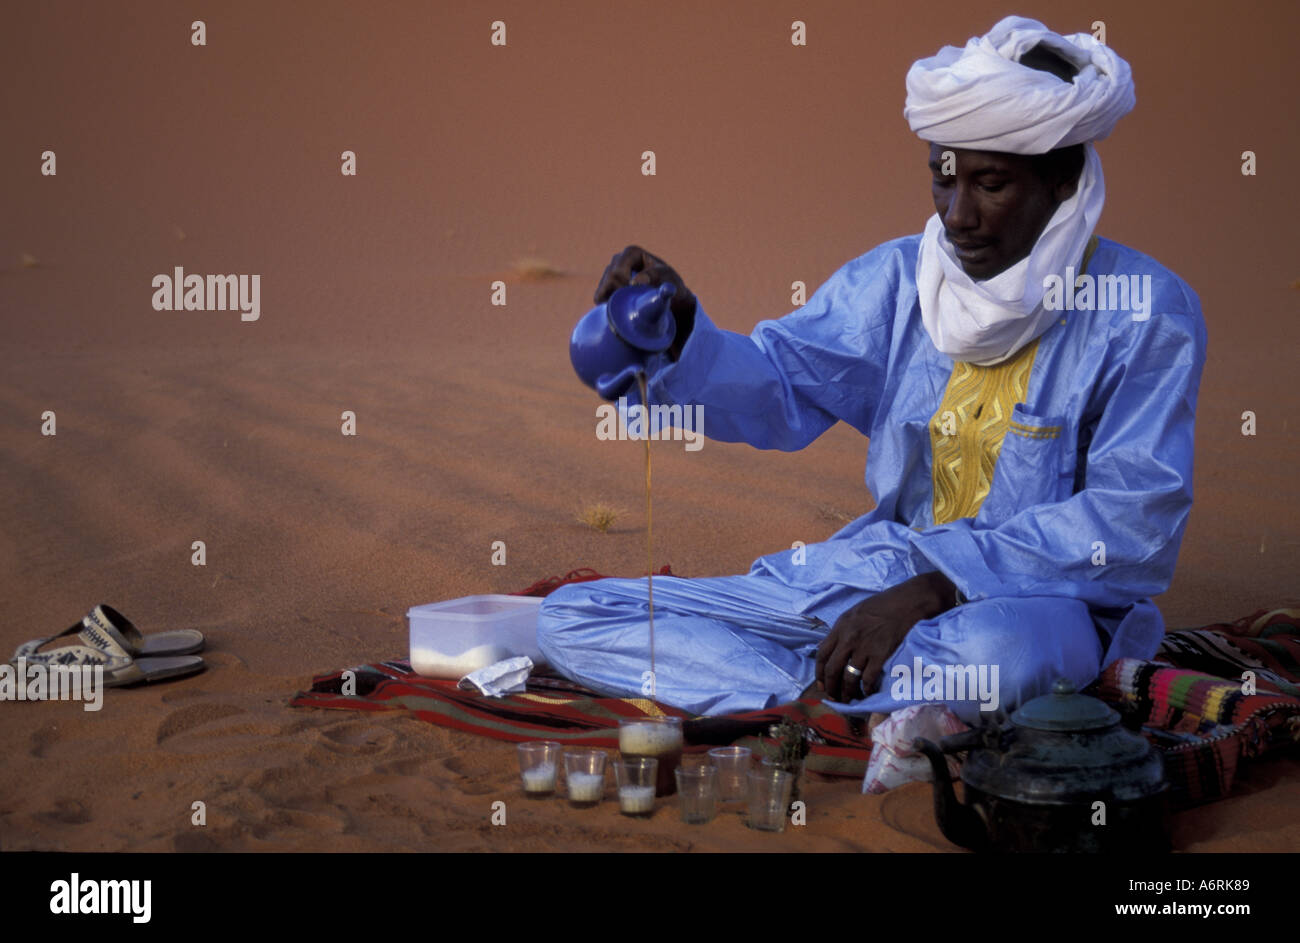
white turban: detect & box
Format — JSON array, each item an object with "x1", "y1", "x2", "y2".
[
  {"x1": 904, "y1": 16, "x2": 1135, "y2": 154},
  {"x1": 906, "y1": 17, "x2": 1136, "y2": 365}
]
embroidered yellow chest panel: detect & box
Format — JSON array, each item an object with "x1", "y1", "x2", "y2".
[{"x1": 929, "y1": 338, "x2": 1041, "y2": 525}]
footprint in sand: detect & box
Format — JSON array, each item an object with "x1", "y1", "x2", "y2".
[
  {"x1": 242, "y1": 765, "x2": 303, "y2": 794},
  {"x1": 173, "y1": 830, "x2": 220, "y2": 853},
  {"x1": 315, "y1": 720, "x2": 396, "y2": 756},
  {"x1": 438, "y1": 754, "x2": 510, "y2": 796},
  {"x1": 250, "y1": 807, "x2": 347, "y2": 840},
  {"x1": 879, "y1": 784, "x2": 957, "y2": 851},
  {"x1": 452, "y1": 780, "x2": 498, "y2": 797},
  {"x1": 198, "y1": 650, "x2": 248, "y2": 671},
  {"x1": 196, "y1": 782, "x2": 348, "y2": 848},
  {"x1": 241, "y1": 766, "x2": 341, "y2": 822},
  {"x1": 35, "y1": 798, "x2": 92, "y2": 826},
  {"x1": 155, "y1": 702, "x2": 249, "y2": 747},
  {"x1": 373, "y1": 757, "x2": 432, "y2": 777},
  {"x1": 29, "y1": 723, "x2": 61, "y2": 759},
  {"x1": 236, "y1": 771, "x2": 349, "y2": 838}
]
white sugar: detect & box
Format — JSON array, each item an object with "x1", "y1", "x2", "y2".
[
  {"x1": 522, "y1": 763, "x2": 556, "y2": 792},
  {"x1": 618, "y1": 784, "x2": 656, "y2": 813},
  {"x1": 567, "y1": 771, "x2": 605, "y2": 802}
]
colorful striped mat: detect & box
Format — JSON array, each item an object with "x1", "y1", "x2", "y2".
[{"x1": 1094, "y1": 607, "x2": 1300, "y2": 806}]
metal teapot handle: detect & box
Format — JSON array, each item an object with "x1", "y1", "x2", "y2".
[
  {"x1": 936, "y1": 727, "x2": 986, "y2": 755},
  {"x1": 913, "y1": 737, "x2": 989, "y2": 852}
]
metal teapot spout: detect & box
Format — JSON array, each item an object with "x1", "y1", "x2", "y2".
[{"x1": 914, "y1": 737, "x2": 989, "y2": 852}]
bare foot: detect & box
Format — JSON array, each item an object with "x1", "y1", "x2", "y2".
[
  {"x1": 867, "y1": 712, "x2": 887, "y2": 740},
  {"x1": 799, "y1": 679, "x2": 825, "y2": 699}
]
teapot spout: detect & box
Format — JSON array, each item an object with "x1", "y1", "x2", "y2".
[
  {"x1": 595, "y1": 364, "x2": 645, "y2": 401},
  {"x1": 913, "y1": 737, "x2": 989, "y2": 852},
  {"x1": 607, "y1": 282, "x2": 677, "y2": 352}
]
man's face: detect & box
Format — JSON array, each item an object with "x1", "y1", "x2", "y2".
[{"x1": 928, "y1": 144, "x2": 1075, "y2": 280}]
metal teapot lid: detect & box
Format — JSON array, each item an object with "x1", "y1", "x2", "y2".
[{"x1": 1010, "y1": 678, "x2": 1118, "y2": 732}]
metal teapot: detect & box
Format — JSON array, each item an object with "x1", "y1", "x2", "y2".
[
  {"x1": 913, "y1": 678, "x2": 1169, "y2": 853},
  {"x1": 569, "y1": 282, "x2": 677, "y2": 400}
]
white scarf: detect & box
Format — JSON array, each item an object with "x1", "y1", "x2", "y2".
[
  {"x1": 904, "y1": 16, "x2": 1134, "y2": 364},
  {"x1": 916, "y1": 144, "x2": 1105, "y2": 366}
]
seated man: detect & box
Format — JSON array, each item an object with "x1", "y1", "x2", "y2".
[{"x1": 539, "y1": 17, "x2": 1206, "y2": 724}]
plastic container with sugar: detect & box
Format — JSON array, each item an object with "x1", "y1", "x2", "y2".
[{"x1": 407, "y1": 594, "x2": 545, "y2": 679}]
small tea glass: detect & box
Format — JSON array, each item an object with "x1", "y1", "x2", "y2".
[
  {"x1": 517, "y1": 741, "x2": 561, "y2": 798},
  {"x1": 762, "y1": 754, "x2": 806, "y2": 802},
  {"x1": 708, "y1": 745, "x2": 753, "y2": 802},
  {"x1": 615, "y1": 756, "x2": 658, "y2": 817},
  {"x1": 675, "y1": 764, "x2": 718, "y2": 825},
  {"x1": 563, "y1": 749, "x2": 607, "y2": 808},
  {"x1": 747, "y1": 766, "x2": 794, "y2": 832}
]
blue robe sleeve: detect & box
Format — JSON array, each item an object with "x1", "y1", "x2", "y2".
[
  {"x1": 644, "y1": 246, "x2": 900, "y2": 451},
  {"x1": 907, "y1": 285, "x2": 1208, "y2": 609}
]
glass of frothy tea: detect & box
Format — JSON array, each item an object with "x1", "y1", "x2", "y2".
[
  {"x1": 563, "y1": 749, "x2": 607, "y2": 808},
  {"x1": 517, "y1": 740, "x2": 561, "y2": 798},
  {"x1": 618, "y1": 716, "x2": 684, "y2": 797},
  {"x1": 615, "y1": 756, "x2": 658, "y2": 817}
]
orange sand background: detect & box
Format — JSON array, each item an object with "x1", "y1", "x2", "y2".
[{"x1": 1, "y1": 0, "x2": 1297, "y2": 852}]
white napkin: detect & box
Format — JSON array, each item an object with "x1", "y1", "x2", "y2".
[
  {"x1": 458, "y1": 656, "x2": 534, "y2": 697},
  {"x1": 862, "y1": 704, "x2": 969, "y2": 793}
]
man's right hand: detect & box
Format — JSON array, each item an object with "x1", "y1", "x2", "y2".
[
  {"x1": 596, "y1": 246, "x2": 697, "y2": 359},
  {"x1": 814, "y1": 571, "x2": 958, "y2": 703}
]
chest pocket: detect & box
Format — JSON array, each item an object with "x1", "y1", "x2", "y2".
[{"x1": 974, "y1": 405, "x2": 1072, "y2": 527}]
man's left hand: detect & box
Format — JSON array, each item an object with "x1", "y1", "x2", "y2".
[{"x1": 814, "y1": 571, "x2": 958, "y2": 703}]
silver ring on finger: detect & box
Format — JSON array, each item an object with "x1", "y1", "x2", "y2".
[{"x1": 843, "y1": 664, "x2": 863, "y2": 677}]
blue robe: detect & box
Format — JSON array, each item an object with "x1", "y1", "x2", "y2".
[{"x1": 539, "y1": 234, "x2": 1207, "y2": 720}]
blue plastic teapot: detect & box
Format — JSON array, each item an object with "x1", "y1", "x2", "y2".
[{"x1": 569, "y1": 282, "x2": 677, "y2": 400}]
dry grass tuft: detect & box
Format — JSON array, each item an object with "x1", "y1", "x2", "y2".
[
  {"x1": 815, "y1": 504, "x2": 857, "y2": 524},
  {"x1": 576, "y1": 502, "x2": 622, "y2": 533},
  {"x1": 511, "y1": 257, "x2": 565, "y2": 281}
]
